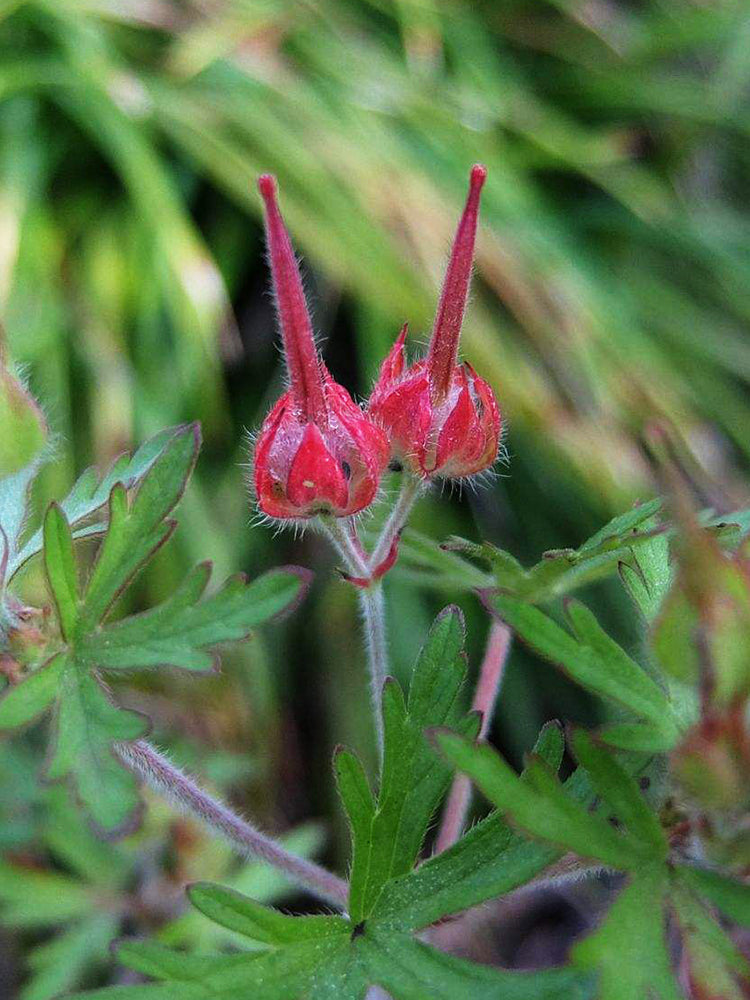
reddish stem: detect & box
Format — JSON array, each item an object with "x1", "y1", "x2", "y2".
[
  {"x1": 426, "y1": 164, "x2": 487, "y2": 401},
  {"x1": 117, "y1": 739, "x2": 348, "y2": 907},
  {"x1": 434, "y1": 619, "x2": 511, "y2": 854},
  {"x1": 258, "y1": 175, "x2": 327, "y2": 424}
]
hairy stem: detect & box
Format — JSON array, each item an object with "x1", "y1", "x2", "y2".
[
  {"x1": 318, "y1": 516, "x2": 388, "y2": 762},
  {"x1": 368, "y1": 473, "x2": 424, "y2": 572},
  {"x1": 433, "y1": 620, "x2": 511, "y2": 853},
  {"x1": 318, "y1": 476, "x2": 425, "y2": 767},
  {"x1": 318, "y1": 515, "x2": 370, "y2": 579},
  {"x1": 358, "y1": 584, "x2": 388, "y2": 764},
  {"x1": 116, "y1": 739, "x2": 348, "y2": 908}
]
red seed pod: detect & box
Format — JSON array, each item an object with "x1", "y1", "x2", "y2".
[
  {"x1": 253, "y1": 176, "x2": 389, "y2": 519},
  {"x1": 369, "y1": 165, "x2": 501, "y2": 479}
]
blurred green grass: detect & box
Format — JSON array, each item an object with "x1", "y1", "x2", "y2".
[{"x1": 2, "y1": 0, "x2": 750, "y2": 857}]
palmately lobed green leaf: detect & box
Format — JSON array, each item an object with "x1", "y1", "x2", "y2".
[
  {"x1": 618, "y1": 521, "x2": 672, "y2": 623},
  {"x1": 340, "y1": 607, "x2": 478, "y2": 922},
  {"x1": 77, "y1": 425, "x2": 199, "y2": 630},
  {"x1": 370, "y1": 721, "x2": 568, "y2": 932},
  {"x1": 44, "y1": 657, "x2": 148, "y2": 836},
  {"x1": 597, "y1": 722, "x2": 677, "y2": 753},
  {"x1": 41, "y1": 785, "x2": 131, "y2": 887},
  {"x1": 571, "y1": 730, "x2": 667, "y2": 855},
  {"x1": 358, "y1": 925, "x2": 594, "y2": 1000},
  {"x1": 397, "y1": 503, "x2": 750, "y2": 611},
  {"x1": 43, "y1": 503, "x2": 79, "y2": 642},
  {"x1": 403, "y1": 500, "x2": 666, "y2": 602},
  {"x1": 575, "y1": 499, "x2": 663, "y2": 556},
  {"x1": 68, "y1": 985, "x2": 205, "y2": 1000},
  {"x1": 187, "y1": 883, "x2": 349, "y2": 945},
  {"x1": 0, "y1": 653, "x2": 65, "y2": 730},
  {"x1": 671, "y1": 879, "x2": 750, "y2": 1000},
  {"x1": 678, "y1": 865, "x2": 750, "y2": 927},
  {"x1": 175, "y1": 935, "x2": 353, "y2": 998},
  {"x1": 370, "y1": 813, "x2": 558, "y2": 933},
  {"x1": 436, "y1": 731, "x2": 659, "y2": 871},
  {"x1": 496, "y1": 498, "x2": 664, "y2": 602},
  {"x1": 485, "y1": 592, "x2": 680, "y2": 743},
  {"x1": 79, "y1": 885, "x2": 595, "y2": 1000},
  {"x1": 572, "y1": 869, "x2": 680, "y2": 1000},
  {"x1": 115, "y1": 941, "x2": 251, "y2": 984},
  {"x1": 333, "y1": 745, "x2": 375, "y2": 915},
  {"x1": 0, "y1": 423, "x2": 309, "y2": 835},
  {"x1": 64, "y1": 718, "x2": 599, "y2": 1000},
  {"x1": 7, "y1": 425, "x2": 192, "y2": 582},
  {"x1": 77, "y1": 565, "x2": 309, "y2": 673}
]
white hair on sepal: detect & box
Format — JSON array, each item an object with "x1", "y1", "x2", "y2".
[
  {"x1": 241, "y1": 425, "x2": 306, "y2": 536},
  {"x1": 245, "y1": 505, "x2": 313, "y2": 539},
  {"x1": 432, "y1": 438, "x2": 511, "y2": 496},
  {"x1": 242, "y1": 425, "x2": 261, "y2": 506}
]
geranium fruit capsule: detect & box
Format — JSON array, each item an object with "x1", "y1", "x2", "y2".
[
  {"x1": 369, "y1": 165, "x2": 501, "y2": 479},
  {"x1": 253, "y1": 175, "x2": 389, "y2": 519}
]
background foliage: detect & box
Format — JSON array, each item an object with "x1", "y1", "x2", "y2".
[{"x1": 2, "y1": 0, "x2": 750, "y2": 995}]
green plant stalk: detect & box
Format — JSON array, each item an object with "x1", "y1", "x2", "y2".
[
  {"x1": 319, "y1": 515, "x2": 388, "y2": 760},
  {"x1": 358, "y1": 582, "x2": 389, "y2": 763},
  {"x1": 319, "y1": 515, "x2": 371, "y2": 579},
  {"x1": 359, "y1": 475, "x2": 425, "y2": 765},
  {"x1": 319, "y1": 475, "x2": 425, "y2": 765}
]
